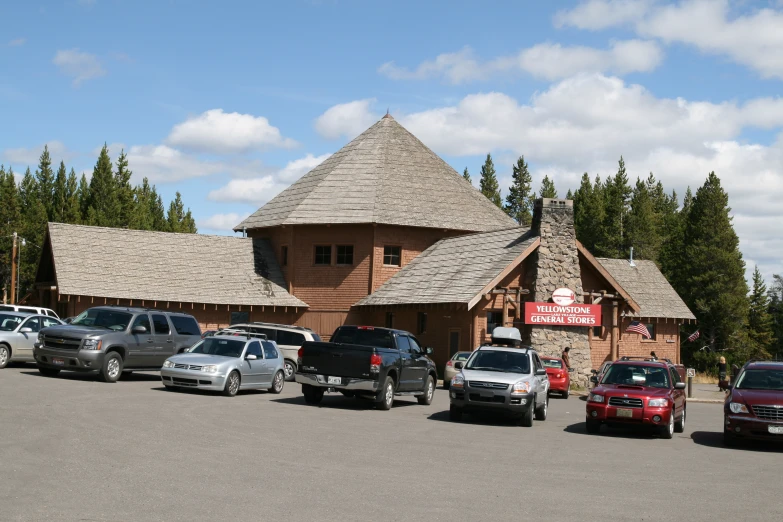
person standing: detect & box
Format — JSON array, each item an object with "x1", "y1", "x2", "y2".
[
  {"x1": 718, "y1": 356, "x2": 727, "y2": 391},
  {"x1": 562, "y1": 347, "x2": 571, "y2": 370}
]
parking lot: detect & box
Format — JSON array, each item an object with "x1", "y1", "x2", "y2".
[{"x1": 1, "y1": 365, "x2": 781, "y2": 522}]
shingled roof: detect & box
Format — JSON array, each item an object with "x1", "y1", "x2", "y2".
[
  {"x1": 44, "y1": 223, "x2": 307, "y2": 308},
  {"x1": 596, "y1": 258, "x2": 695, "y2": 320},
  {"x1": 235, "y1": 114, "x2": 517, "y2": 233},
  {"x1": 354, "y1": 228, "x2": 539, "y2": 308}
]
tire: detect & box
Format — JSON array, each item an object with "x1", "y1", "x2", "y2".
[
  {"x1": 449, "y1": 405, "x2": 463, "y2": 422},
  {"x1": 417, "y1": 376, "x2": 435, "y2": 405},
  {"x1": 443, "y1": 381, "x2": 450, "y2": 390},
  {"x1": 303, "y1": 384, "x2": 324, "y2": 405},
  {"x1": 535, "y1": 394, "x2": 549, "y2": 421},
  {"x1": 223, "y1": 371, "x2": 241, "y2": 397},
  {"x1": 376, "y1": 376, "x2": 395, "y2": 410},
  {"x1": 586, "y1": 419, "x2": 601, "y2": 434},
  {"x1": 0, "y1": 344, "x2": 10, "y2": 369},
  {"x1": 563, "y1": 387, "x2": 570, "y2": 399},
  {"x1": 270, "y1": 370, "x2": 285, "y2": 394},
  {"x1": 98, "y1": 352, "x2": 123, "y2": 383},
  {"x1": 660, "y1": 409, "x2": 675, "y2": 439},
  {"x1": 520, "y1": 406, "x2": 534, "y2": 427},
  {"x1": 674, "y1": 406, "x2": 686, "y2": 433},
  {"x1": 283, "y1": 360, "x2": 296, "y2": 382},
  {"x1": 38, "y1": 366, "x2": 60, "y2": 377},
  {"x1": 163, "y1": 384, "x2": 177, "y2": 391}
]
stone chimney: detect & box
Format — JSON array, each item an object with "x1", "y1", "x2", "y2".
[{"x1": 527, "y1": 198, "x2": 591, "y2": 386}]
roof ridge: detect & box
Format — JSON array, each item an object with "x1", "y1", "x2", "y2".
[{"x1": 48, "y1": 222, "x2": 251, "y2": 241}]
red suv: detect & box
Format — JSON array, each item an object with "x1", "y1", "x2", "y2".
[
  {"x1": 586, "y1": 359, "x2": 687, "y2": 439},
  {"x1": 724, "y1": 361, "x2": 783, "y2": 446}
]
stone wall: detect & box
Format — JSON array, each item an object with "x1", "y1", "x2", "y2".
[{"x1": 526, "y1": 199, "x2": 591, "y2": 387}]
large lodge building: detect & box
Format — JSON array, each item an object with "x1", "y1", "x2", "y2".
[{"x1": 33, "y1": 114, "x2": 694, "y2": 383}]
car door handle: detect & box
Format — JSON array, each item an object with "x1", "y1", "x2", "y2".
[
  {"x1": 147, "y1": 339, "x2": 154, "y2": 343},
  {"x1": 166, "y1": 339, "x2": 173, "y2": 343}
]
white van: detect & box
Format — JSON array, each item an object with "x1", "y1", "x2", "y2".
[{"x1": 0, "y1": 305, "x2": 60, "y2": 319}]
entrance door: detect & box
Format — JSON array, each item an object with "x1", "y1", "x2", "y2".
[{"x1": 448, "y1": 330, "x2": 460, "y2": 357}]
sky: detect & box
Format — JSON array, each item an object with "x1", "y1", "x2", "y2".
[{"x1": 1, "y1": 0, "x2": 782, "y2": 284}]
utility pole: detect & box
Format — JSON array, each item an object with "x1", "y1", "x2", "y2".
[{"x1": 10, "y1": 232, "x2": 17, "y2": 305}]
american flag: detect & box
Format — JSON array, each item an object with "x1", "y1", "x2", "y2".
[
  {"x1": 625, "y1": 321, "x2": 651, "y2": 339},
  {"x1": 687, "y1": 330, "x2": 700, "y2": 342}
]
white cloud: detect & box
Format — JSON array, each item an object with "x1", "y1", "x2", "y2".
[
  {"x1": 314, "y1": 99, "x2": 379, "y2": 139},
  {"x1": 52, "y1": 49, "x2": 105, "y2": 86},
  {"x1": 8, "y1": 38, "x2": 25, "y2": 47},
  {"x1": 553, "y1": 0, "x2": 652, "y2": 30},
  {"x1": 207, "y1": 152, "x2": 329, "y2": 205},
  {"x1": 126, "y1": 144, "x2": 240, "y2": 183},
  {"x1": 166, "y1": 109, "x2": 297, "y2": 154},
  {"x1": 198, "y1": 213, "x2": 249, "y2": 232},
  {"x1": 378, "y1": 40, "x2": 663, "y2": 83},
  {"x1": 3, "y1": 141, "x2": 74, "y2": 166}
]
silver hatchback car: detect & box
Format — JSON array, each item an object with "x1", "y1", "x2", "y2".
[
  {"x1": 0, "y1": 312, "x2": 63, "y2": 369},
  {"x1": 161, "y1": 335, "x2": 285, "y2": 397}
]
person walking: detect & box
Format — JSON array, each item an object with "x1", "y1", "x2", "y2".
[
  {"x1": 562, "y1": 347, "x2": 571, "y2": 370},
  {"x1": 718, "y1": 356, "x2": 728, "y2": 391}
]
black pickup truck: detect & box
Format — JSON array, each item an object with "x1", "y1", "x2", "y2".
[{"x1": 294, "y1": 325, "x2": 438, "y2": 410}]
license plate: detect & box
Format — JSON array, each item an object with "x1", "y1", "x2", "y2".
[
  {"x1": 52, "y1": 358, "x2": 65, "y2": 366},
  {"x1": 327, "y1": 376, "x2": 341, "y2": 385},
  {"x1": 616, "y1": 408, "x2": 634, "y2": 418},
  {"x1": 769, "y1": 425, "x2": 783, "y2": 434}
]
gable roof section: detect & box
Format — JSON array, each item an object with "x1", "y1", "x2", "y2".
[
  {"x1": 236, "y1": 115, "x2": 518, "y2": 233},
  {"x1": 576, "y1": 241, "x2": 641, "y2": 314},
  {"x1": 596, "y1": 258, "x2": 695, "y2": 320},
  {"x1": 45, "y1": 223, "x2": 307, "y2": 308},
  {"x1": 354, "y1": 228, "x2": 538, "y2": 308}
]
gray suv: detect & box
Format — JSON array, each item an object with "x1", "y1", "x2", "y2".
[{"x1": 34, "y1": 306, "x2": 202, "y2": 383}]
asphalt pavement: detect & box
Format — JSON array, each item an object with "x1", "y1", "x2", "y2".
[{"x1": 1, "y1": 364, "x2": 781, "y2": 522}]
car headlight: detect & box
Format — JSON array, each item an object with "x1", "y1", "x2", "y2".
[
  {"x1": 588, "y1": 393, "x2": 605, "y2": 403},
  {"x1": 511, "y1": 381, "x2": 531, "y2": 394},
  {"x1": 202, "y1": 365, "x2": 218, "y2": 373},
  {"x1": 648, "y1": 398, "x2": 668, "y2": 407},
  {"x1": 83, "y1": 339, "x2": 102, "y2": 350},
  {"x1": 162, "y1": 360, "x2": 174, "y2": 368},
  {"x1": 37, "y1": 332, "x2": 44, "y2": 342},
  {"x1": 451, "y1": 375, "x2": 464, "y2": 389},
  {"x1": 729, "y1": 402, "x2": 749, "y2": 414}
]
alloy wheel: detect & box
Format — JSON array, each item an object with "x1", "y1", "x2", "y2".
[
  {"x1": 0, "y1": 346, "x2": 8, "y2": 367},
  {"x1": 274, "y1": 372, "x2": 283, "y2": 392},
  {"x1": 284, "y1": 361, "x2": 295, "y2": 379},
  {"x1": 668, "y1": 412, "x2": 674, "y2": 436},
  {"x1": 107, "y1": 358, "x2": 120, "y2": 379},
  {"x1": 229, "y1": 373, "x2": 240, "y2": 395},
  {"x1": 385, "y1": 383, "x2": 393, "y2": 406},
  {"x1": 427, "y1": 380, "x2": 434, "y2": 401}
]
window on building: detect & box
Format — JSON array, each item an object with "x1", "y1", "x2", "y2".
[
  {"x1": 486, "y1": 311, "x2": 503, "y2": 335},
  {"x1": 314, "y1": 245, "x2": 331, "y2": 265},
  {"x1": 383, "y1": 246, "x2": 402, "y2": 267},
  {"x1": 592, "y1": 326, "x2": 603, "y2": 339},
  {"x1": 385, "y1": 312, "x2": 394, "y2": 328},
  {"x1": 417, "y1": 312, "x2": 427, "y2": 334},
  {"x1": 230, "y1": 312, "x2": 250, "y2": 325},
  {"x1": 336, "y1": 245, "x2": 354, "y2": 265},
  {"x1": 281, "y1": 245, "x2": 288, "y2": 267},
  {"x1": 646, "y1": 323, "x2": 656, "y2": 341}
]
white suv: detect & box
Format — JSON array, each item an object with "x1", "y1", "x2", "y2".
[
  {"x1": 0, "y1": 305, "x2": 59, "y2": 319},
  {"x1": 220, "y1": 322, "x2": 321, "y2": 381}
]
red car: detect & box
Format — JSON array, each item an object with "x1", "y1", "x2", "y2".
[
  {"x1": 586, "y1": 359, "x2": 687, "y2": 439},
  {"x1": 541, "y1": 356, "x2": 571, "y2": 398},
  {"x1": 724, "y1": 361, "x2": 783, "y2": 446}
]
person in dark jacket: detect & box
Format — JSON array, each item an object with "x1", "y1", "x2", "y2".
[
  {"x1": 562, "y1": 347, "x2": 571, "y2": 370},
  {"x1": 718, "y1": 356, "x2": 728, "y2": 391}
]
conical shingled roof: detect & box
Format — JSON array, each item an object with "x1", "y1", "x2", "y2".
[{"x1": 235, "y1": 115, "x2": 517, "y2": 232}]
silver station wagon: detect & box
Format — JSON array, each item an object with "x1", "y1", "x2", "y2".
[{"x1": 161, "y1": 335, "x2": 285, "y2": 397}]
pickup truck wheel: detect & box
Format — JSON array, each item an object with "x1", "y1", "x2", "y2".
[
  {"x1": 303, "y1": 384, "x2": 324, "y2": 405},
  {"x1": 660, "y1": 409, "x2": 675, "y2": 439},
  {"x1": 417, "y1": 376, "x2": 435, "y2": 405},
  {"x1": 0, "y1": 344, "x2": 10, "y2": 368},
  {"x1": 38, "y1": 367, "x2": 60, "y2": 377},
  {"x1": 223, "y1": 371, "x2": 241, "y2": 397},
  {"x1": 270, "y1": 370, "x2": 285, "y2": 394},
  {"x1": 283, "y1": 360, "x2": 296, "y2": 382},
  {"x1": 535, "y1": 395, "x2": 548, "y2": 421},
  {"x1": 586, "y1": 419, "x2": 601, "y2": 434},
  {"x1": 377, "y1": 377, "x2": 394, "y2": 410},
  {"x1": 449, "y1": 405, "x2": 463, "y2": 422},
  {"x1": 674, "y1": 406, "x2": 686, "y2": 433},
  {"x1": 520, "y1": 405, "x2": 534, "y2": 427},
  {"x1": 98, "y1": 352, "x2": 123, "y2": 383}
]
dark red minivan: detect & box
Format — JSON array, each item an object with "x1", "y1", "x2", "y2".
[{"x1": 724, "y1": 361, "x2": 783, "y2": 446}]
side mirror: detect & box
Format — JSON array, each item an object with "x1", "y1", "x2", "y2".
[
  {"x1": 590, "y1": 376, "x2": 599, "y2": 384},
  {"x1": 246, "y1": 354, "x2": 257, "y2": 360},
  {"x1": 20, "y1": 327, "x2": 33, "y2": 333},
  {"x1": 591, "y1": 369, "x2": 598, "y2": 374},
  {"x1": 535, "y1": 368, "x2": 547, "y2": 376},
  {"x1": 425, "y1": 347, "x2": 433, "y2": 355},
  {"x1": 675, "y1": 382, "x2": 686, "y2": 390},
  {"x1": 132, "y1": 325, "x2": 147, "y2": 334},
  {"x1": 64, "y1": 318, "x2": 73, "y2": 324},
  {"x1": 454, "y1": 361, "x2": 464, "y2": 370}
]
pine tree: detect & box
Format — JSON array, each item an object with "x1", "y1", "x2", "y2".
[
  {"x1": 601, "y1": 156, "x2": 632, "y2": 258},
  {"x1": 748, "y1": 266, "x2": 774, "y2": 358},
  {"x1": 504, "y1": 156, "x2": 533, "y2": 225},
  {"x1": 539, "y1": 175, "x2": 558, "y2": 198},
  {"x1": 63, "y1": 168, "x2": 81, "y2": 224},
  {"x1": 479, "y1": 154, "x2": 501, "y2": 207},
  {"x1": 462, "y1": 167, "x2": 472, "y2": 184},
  {"x1": 681, "y1": 172, "x2": 749, "y2": 365},
  {"x1": 572, "y1": 173, "x2": 605, "y2": 254},
  {"x1": 86, "y1": 145, "x2": 119, "y2": 227},
  {"x1": 770, "y1": 274, "x2": 783, "y2": 358},
  {"x1": 130, "y1": 178, "x2": 154, "y2": 230},
  {"x1": 166, "y1": 192, "x2": 187, "y2": 233},
  {"x1": 52, "y1": 161, "x2": 68, "y2": 223},
  {"x1": 0, "y1": 167, "x2": 21, "y2": 297},
  {"x1": 625, "y1": 175, "x2": 661, "y2": 261},
  {"x1": 78, "y1": 173, "x2": 90, "y2": 221},
  {"x1": 18, "y1": 168, "x2": 48, "y2": 299},
  {"x1": 114, "y1": 150, "x2": 135, "y2": 228},
  {"x1": 149, "y1": 187, "x2": 168, "y2": 232},
  {"x1": 35, "y1": 146, "x2": 55, "y2": 221}
]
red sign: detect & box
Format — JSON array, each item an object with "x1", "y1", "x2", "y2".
[{"x1": 524, "y1": 302, "x2": 602, "y2": 326}]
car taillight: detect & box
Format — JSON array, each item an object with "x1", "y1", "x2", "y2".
[
  {"x1": 446, "y1": 361, "x2": 453, "y2": 367},
  {"x1": 556, "y1": 372, "x2": 562, "y2": 378},
  {"x1": 297, "y1": 347, "x2": 304, "y2": 364},
  {"x1": 370, "y1": 354, "x2": 382, "y2": 372},
  {"x1": 358, "y1": 326, "x2": 375, "y2": 330}
]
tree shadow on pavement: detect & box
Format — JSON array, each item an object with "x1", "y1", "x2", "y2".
[{"x1": 691, "y1": 431, "x2": 783, "y2": 453}]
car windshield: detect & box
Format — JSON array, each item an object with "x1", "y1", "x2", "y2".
[
  {"x1": 735, "y1": 369, "x2": 783, "y2": 391},
  {"x1": 602, "y1": 364, "x2": 670, "y2": 388},
  {"x1": 542, "y1": 358, "x2": 563, "y2": 369},
  {"x1": 0, "y1": 314, "x2": 23, "y2": 331},
  {"x1": 71, "y1": 309, "x2": 132, "y2": 331},
  {"x1": 190, "y1": 338, "x2": 245, "y2": 358},
  {"x1": 453, "y1": 352, "x2": 471, "y2": 362},
  {"x1": 465, "y1": 350, "x2": 530, "y2": 374},
  {"x1": 331, "y1": 327, "x2": 395, "y2": 349}
]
